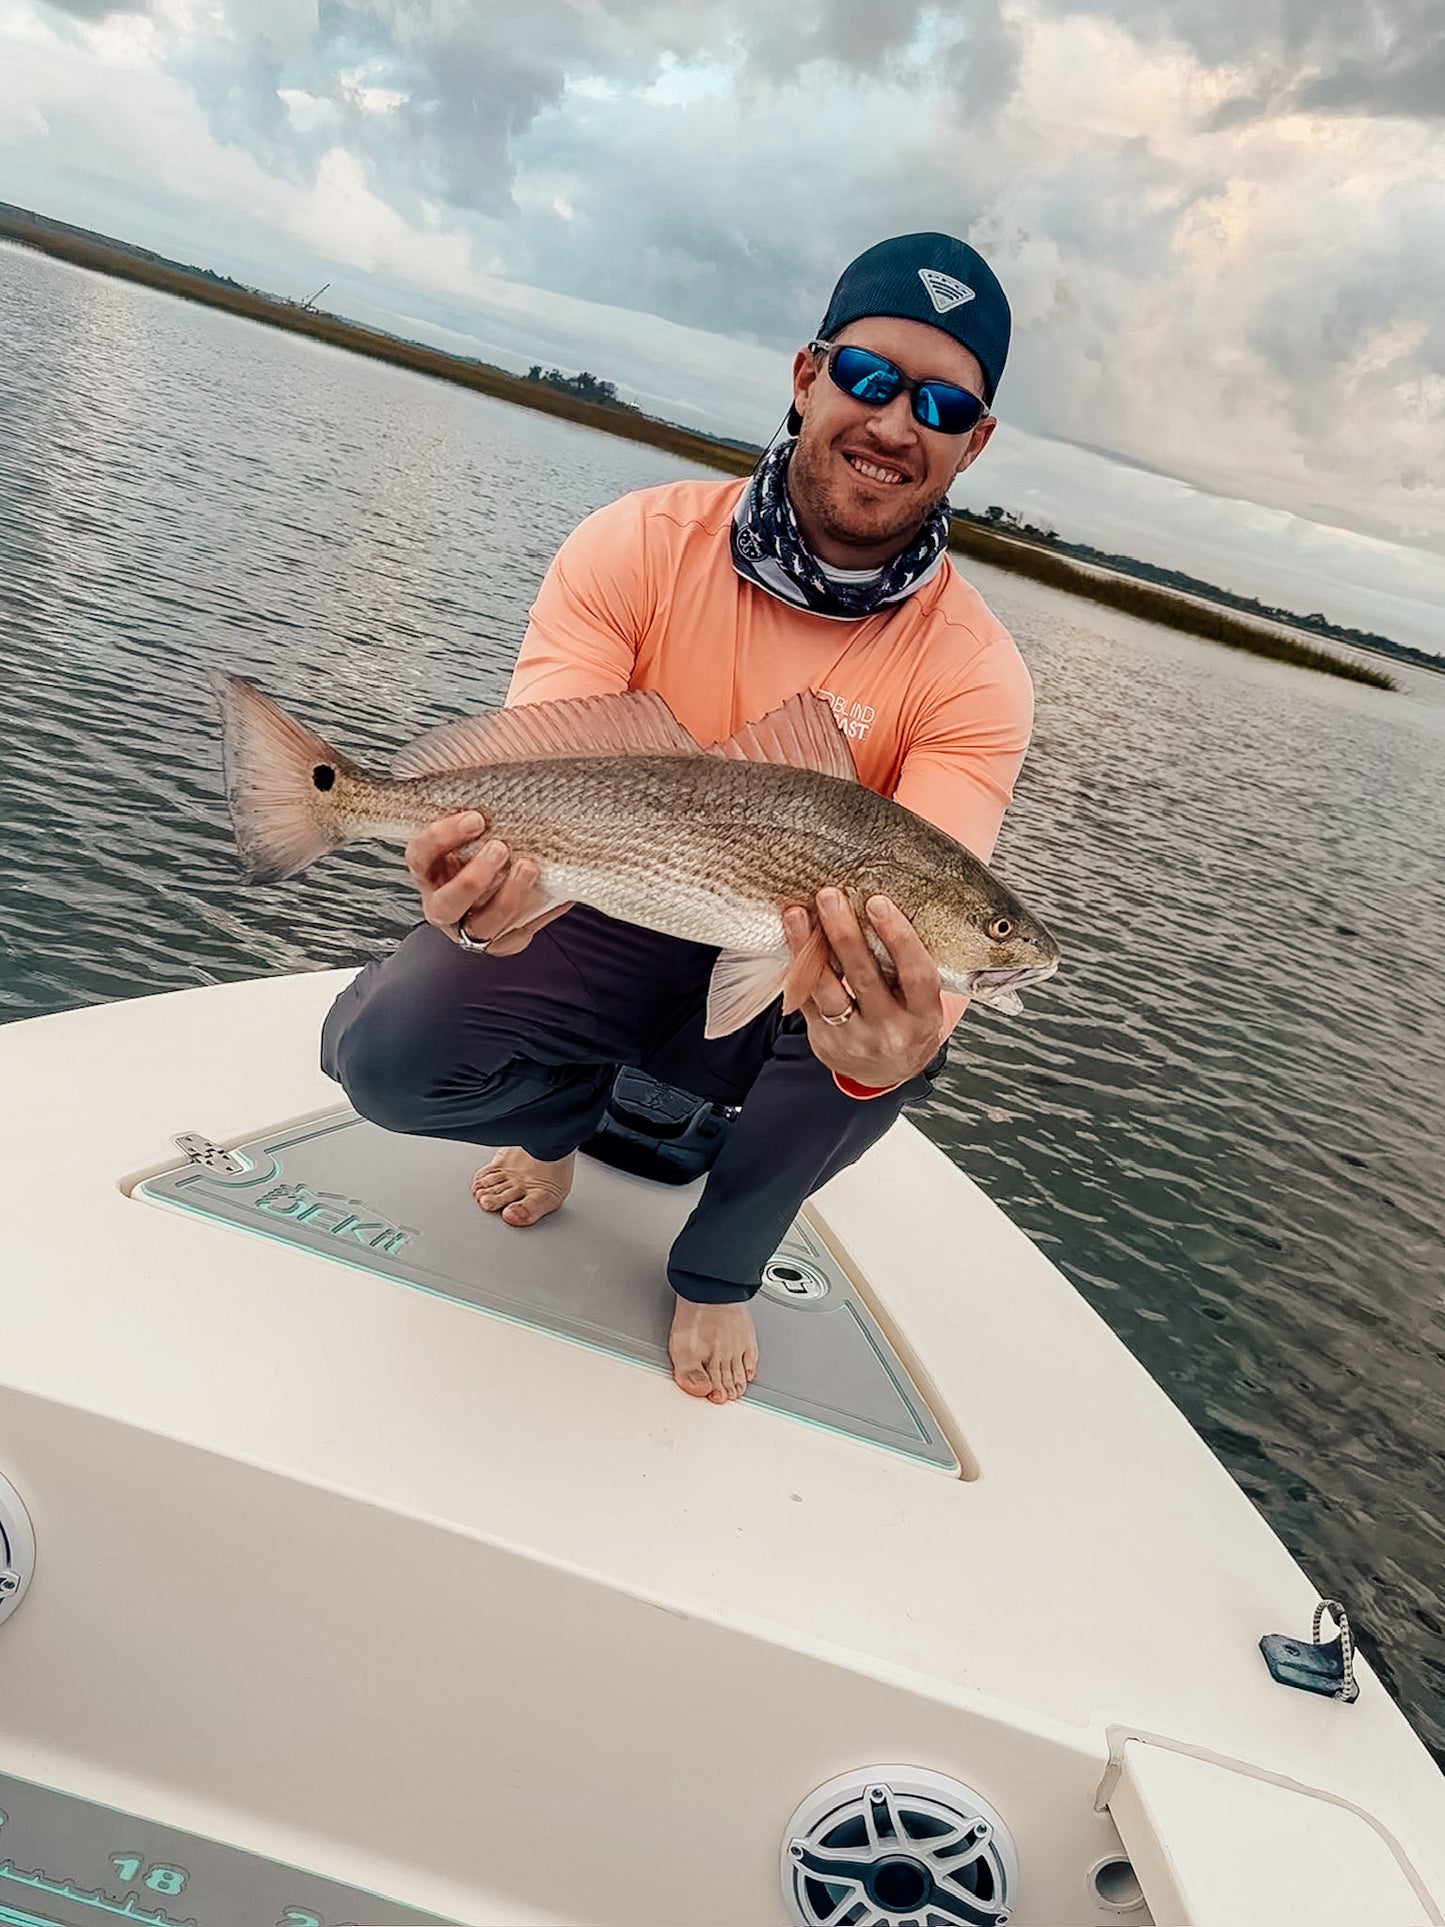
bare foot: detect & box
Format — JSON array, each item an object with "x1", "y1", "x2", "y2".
[
  {"x1": 668, "y1": 1299, "x2": 759, "y2": 1405},
  {"x1": 471, "y1": 1148, "x2": 575, "y2": 1228}
]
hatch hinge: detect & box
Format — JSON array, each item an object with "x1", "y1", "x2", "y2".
[{"x1": 172, "y1": 1132, "x2": 247, "y2": 1176}]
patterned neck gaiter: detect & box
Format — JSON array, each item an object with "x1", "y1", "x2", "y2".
[{"x1": 729, "y1": 438, "x2": 950, "y2": 621}]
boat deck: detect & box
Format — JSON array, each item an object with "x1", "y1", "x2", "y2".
[{"x1": 0, "y1": 970, "x2": 1440, "y2": 1925}]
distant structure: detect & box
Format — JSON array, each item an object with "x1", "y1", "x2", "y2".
[{"x1": 984, "y1": 504, "x2": 1059, "y2": 542}]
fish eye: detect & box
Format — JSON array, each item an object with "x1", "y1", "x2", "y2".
[
  {"x1": 987, "y1": 915, "x2": 1014, "y2": 941},
  {"x1": 312, "y1": 765, "x2": 336, "y2": 791}
]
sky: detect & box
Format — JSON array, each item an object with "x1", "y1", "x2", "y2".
[{"x1": 3, "y1": 0, "x2": 1444, "y2": 652}]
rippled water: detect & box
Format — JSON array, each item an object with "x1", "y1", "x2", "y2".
[{"x1": 3, "y1": 242, "x2": 1442, "y2": 1766}]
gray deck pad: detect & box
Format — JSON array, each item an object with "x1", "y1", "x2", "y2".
[{"x1": 137, "y1": 1111, "x2": 956, "y2": 1470}]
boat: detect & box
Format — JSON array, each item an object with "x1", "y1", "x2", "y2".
[{"x1": 1, "y1": 968, "x2": 1442, "y2": 1926}]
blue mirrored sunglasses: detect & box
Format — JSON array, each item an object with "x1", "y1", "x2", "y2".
[{"x1": 812, "y1": 340, "x2": 988, "y2": 436}]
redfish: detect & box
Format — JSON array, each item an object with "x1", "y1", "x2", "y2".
[{"x1": 211, "y1": 672, "x2": 1059, "y2": 1035}]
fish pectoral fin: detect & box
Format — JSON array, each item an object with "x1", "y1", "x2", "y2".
[
  {"x1": 705, "y1": 950, "x2": 792, "y2": 1038},
  {"x1": 707, "y1": 691, "x2": 858, "y2": 782},
  {"x1": 391, "y1": 690, "x2": 700, "y2": 776},
  {"x1": 706, "y1": 917, "x2": 841, "y2": 1035}
]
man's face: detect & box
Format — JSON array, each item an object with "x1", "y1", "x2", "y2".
[{"x1": 786, "y1": 316, "x2": 996, "y2": 568}]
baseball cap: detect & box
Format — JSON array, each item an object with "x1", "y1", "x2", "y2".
[{"x1": 787, "y1": 231, "x2": 1011, "y2": 433}]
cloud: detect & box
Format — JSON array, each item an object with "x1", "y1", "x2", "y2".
[
  {"x1": 38, "y1": 0, "x2": 144, "y2": 16},
  {"x1": 4, "y1": 0, "x2": 1443, "y2": 625},
  {"x1": 1041, "y1": 0, "x2": 1445, "y2": 125},
  {"x1": 1296, "y1": 42, "x2": 1445, "y2": 122}
]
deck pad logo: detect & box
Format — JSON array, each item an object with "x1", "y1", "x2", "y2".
[{"x1": 252, "y1": 1181, "x2": 418, "y2": 1256}]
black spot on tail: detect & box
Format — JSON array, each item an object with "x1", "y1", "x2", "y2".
[{"x1": 312, "y1": 765, "x2": 336, "y2": 791}]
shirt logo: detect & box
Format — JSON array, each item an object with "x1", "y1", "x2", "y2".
[
  {"x1": 918, "y1": 269, "x2": 975, "y2": 314},
  {"x1": 817, "y1": 689, "x2": 877, "y2": 742}
]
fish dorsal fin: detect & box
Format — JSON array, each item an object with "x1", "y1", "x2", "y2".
[
  {"x1": 391, "y1": 690, "x2": 702, "y2": 777},
  {"x1": 707, "y1": 691, "x2": 857, "y2": 782}
]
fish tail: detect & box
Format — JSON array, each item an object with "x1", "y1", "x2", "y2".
[{"x1": 210, "y1": 670, "x2": 358, "y2": 882}]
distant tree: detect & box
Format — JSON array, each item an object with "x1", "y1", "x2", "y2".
[{"x1": 522, "y1": 365, "x2": 638, "y2": 411}]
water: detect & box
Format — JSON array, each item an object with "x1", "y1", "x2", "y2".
[{"x1": 3, "y1": 242, "x2": 1443, "y2": 1766}]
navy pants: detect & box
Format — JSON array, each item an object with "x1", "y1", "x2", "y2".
[{"x1": 320, "y1": 906, "x2": 940, "y2": 1304}]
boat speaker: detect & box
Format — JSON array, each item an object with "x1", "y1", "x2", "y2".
[
  {"x1": 0, "y1": 1471, "x2": 35, "y2": 1630},
  {"x1": 781, "y1": 1766, "x2": 1017, "y2": 1926}
]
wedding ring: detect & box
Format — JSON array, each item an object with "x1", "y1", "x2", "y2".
[
  {"x1": 455, "y1": 920, "x2": 492, "y2": 953},
  {"x1": 820, "y1": 1001, "x2": 856, "y2": 1026}
]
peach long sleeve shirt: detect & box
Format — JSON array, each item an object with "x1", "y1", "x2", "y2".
[
  {"x1": 506, "y1": 476, "x2": 1035, "y2": 1084},
  {"x1": 509, "y1": 477, "x2": 1034, "y2": 860}
]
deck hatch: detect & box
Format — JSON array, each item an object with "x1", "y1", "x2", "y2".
[{"x1": 136, "y1": 1110, "x2": 958, "y2": 1470}]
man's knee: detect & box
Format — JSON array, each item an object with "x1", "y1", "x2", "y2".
[
  {"x1": 321, "y1": 965, "x2": 493, "y2": 1135},
  {"x1": 325, "y1": 997, "x2": 438, "y2": 1133}
]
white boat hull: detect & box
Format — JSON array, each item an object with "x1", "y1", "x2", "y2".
[{"x1": 0, "y1": 972, "x2": 1440, "y2": 1925}]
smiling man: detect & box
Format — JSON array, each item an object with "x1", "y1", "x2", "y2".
[{"x1": 320, "y1": 232, "x2": 1034, "y2": 1405}]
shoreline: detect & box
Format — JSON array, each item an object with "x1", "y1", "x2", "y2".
[
  {"x1": 942, "y1": 518, "x2": 1401, "y2": 687},
  {"x1": 0, "y1": 213, "x2": 1399, "y2": 692}
]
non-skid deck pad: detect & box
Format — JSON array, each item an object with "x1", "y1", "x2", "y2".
[{"x1": 137, "y1": 1111, "x2": 956, "y2": 1470}]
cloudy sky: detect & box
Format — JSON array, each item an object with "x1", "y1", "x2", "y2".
[{"x1": 3, "y1": 0, "x2": 1444, "y2": 651}]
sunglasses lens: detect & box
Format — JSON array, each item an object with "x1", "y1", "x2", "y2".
[
  {"x1": 916, "y1": 384, "x2": 985, "y2": 434},
  {"x1": 830, "y1": 346, "x2": 902, "y2": 404}
]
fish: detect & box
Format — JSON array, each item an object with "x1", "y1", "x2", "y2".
[{"x1": 210, "y1": 671, "x2": 1060, "y2": 1036}]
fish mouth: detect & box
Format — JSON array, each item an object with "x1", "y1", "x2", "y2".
[{"x1": 966, "y1": 962, "x2": 1058, "y2": 1014}]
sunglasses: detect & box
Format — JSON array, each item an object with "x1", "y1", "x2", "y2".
[{"x1": 811, "y1": 340, "x2": 989, "y2": 436}]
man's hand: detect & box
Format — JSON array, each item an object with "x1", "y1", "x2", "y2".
[
  {"x1": 405, "y1": 813, "x2": 573, "y2": 957},
  {"x1": 782, "y1": 889, "x2": 945, "y2": 1088}
]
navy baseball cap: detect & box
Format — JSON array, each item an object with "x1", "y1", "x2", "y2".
[{"x1": 788, "y1": 231, "x2": 1011, "y2": 433}]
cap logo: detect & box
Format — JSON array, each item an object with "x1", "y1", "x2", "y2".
[{"x1": 918, "y1": 269, "x2": 975, "y2": 314}]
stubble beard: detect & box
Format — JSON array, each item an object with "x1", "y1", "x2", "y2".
[{"x1": 787, "y1": 434, "x2": 940, "y2": 560}]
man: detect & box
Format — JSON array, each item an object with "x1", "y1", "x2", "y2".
[{"x1": 321, "y1": 232, "x2": 1034, "y2": 1406}]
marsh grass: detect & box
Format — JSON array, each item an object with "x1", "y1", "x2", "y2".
[{"x1": 944, "y1": 522, "x2": 1397, "y2": 689}]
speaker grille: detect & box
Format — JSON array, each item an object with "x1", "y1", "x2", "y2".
[
  {"x1": 782, "y1": 1768, "x2": 1016, "y2": 1926},
  {"x1": 0, "y1": 1471, "x2": 35, "y2": 1630}
]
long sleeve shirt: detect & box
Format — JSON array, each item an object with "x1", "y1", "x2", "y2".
[{"x1": 506, "y1": 475, "x2": 1035, "y2": 1084}]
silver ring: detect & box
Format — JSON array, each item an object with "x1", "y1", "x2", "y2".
[
  {"x1": 454, "y1": 919, "x2": 491, "y2": 953},
  {"x1": 819, "y1": 1002, "x2": 856, "y2": 1027}
]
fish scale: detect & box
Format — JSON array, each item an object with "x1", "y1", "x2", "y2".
[
  {"x1": 342, "y1": 755, "x2": 968, "y2": 948},
  {"x1": 211, "y1": 673, "x2": 1061, "y2": 1032}
]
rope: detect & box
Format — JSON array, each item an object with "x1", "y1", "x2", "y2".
[{"x1": 1313, "y1": 1598, "x2": 1359, "y2": 1702}]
